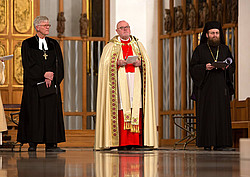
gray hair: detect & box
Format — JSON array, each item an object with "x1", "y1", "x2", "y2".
[{"x1": 33, "y1": 16, "x2": 49, "y2": 31}]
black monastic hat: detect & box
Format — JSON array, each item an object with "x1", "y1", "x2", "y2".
[{"x1": 200, "y1": 21, "x2": 225, "y2": 44}]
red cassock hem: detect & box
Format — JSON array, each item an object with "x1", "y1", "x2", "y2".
[{"x1": 118, "y1": 109, "x2": 143, "y2": 146}]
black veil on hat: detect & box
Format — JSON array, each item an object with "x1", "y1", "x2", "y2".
[{"x1": 200, "y1": 21, "x2": 225, "y2": 44}]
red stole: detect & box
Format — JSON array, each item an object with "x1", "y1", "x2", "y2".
[
  {"x1": 119, "y1": 109, "x2": 142, "y2": 146},
  {"x1": 118, "y1": 39, "x2": 142, "y2": 147}
]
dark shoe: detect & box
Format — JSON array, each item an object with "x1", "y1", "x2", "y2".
[
  {"x1": 204, "y1": 146, "x2": 211, "y2": 151},
  {"x1": 28, "y1": 143, "x2": 37, "y2": 151},
  {"x1": 46, "y1": 147, "x2": 66, "y2": 152},
  {"x1": 213, "y1": 146, "x2": 220, "y2": 151},
  {"x1": 118, "y1": 146, "x2": 127, "y2": 151},
  {"x1": 223, "y1": 147, "x2": 236, "y2": 151},
  {"x1": 130, "y1": 146, "x2": 136, "y2": 151},
  {"x1": 136, "y1": 147, "x2": 154, "y2": 151},
  {"x1": 214, "y1": 147, "x2": 235, "y2": 151},
  {"x1": 28, "y1": 146, "x2": 36, "y2": 151},
  {"x1": 126, "y1": 145, "x2": 134, "y2": 150}
]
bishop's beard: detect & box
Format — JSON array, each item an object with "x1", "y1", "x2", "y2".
[{"x1": 207, "y1": 37, "x2": 220, "y2": 47}]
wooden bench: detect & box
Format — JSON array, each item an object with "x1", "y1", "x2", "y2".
[{"x1": 232, "y1": 121, "x2": 250, "y2": 138}]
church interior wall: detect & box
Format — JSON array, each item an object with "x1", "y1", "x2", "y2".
[
  {"x1": 238, "y1": 0, "x2": 250, "y2": 101},
  {"x1": 110, "y1": 0, "x2": 159, "y2": 125}
]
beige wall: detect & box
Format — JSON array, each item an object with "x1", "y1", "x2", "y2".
[
  {"x1": 110, "y1": 0, "x2": 159, "y2": 124},
  {"x1": 239, "y1": 0, "x2": 250, "y2": 100}
]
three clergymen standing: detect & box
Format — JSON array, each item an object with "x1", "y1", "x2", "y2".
[{"x1": 16, "y1": 16, "x2": 234, "y2": 152}]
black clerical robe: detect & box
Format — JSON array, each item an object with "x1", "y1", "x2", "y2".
[
  {"x1": 190, "y1": 43, "x2": 235, "y2": 147},
  {"x1": 17, "y1": 36, "x2": 65, "y2": 144}
]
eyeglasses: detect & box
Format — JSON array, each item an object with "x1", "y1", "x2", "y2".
[
  {"x1": 118, "y1": 26, "x2": 130, "y2": 30},
  {"x1": 208, "y1": 31, "x2": 219, "y2": 35},
  {"x1": 38, "y1": 24, "x2": 51, "y2": 28}
]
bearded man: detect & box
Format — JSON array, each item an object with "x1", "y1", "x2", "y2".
[
  {"x1": 94, "y1": 20, "x2": 158, "y2": 150},
  {"x1": 190, "y1": 21, "x2": 235, "y2": 151}
]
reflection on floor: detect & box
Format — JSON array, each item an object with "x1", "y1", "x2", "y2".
[{"x1": 0, "y1": 147, "x2": 249, "y2": 177}]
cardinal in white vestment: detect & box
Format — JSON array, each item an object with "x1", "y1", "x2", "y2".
[{"x1": 94, "y1": 20, "x2": 158, "y2": 150}]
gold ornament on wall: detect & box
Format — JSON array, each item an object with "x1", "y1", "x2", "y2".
[
  {"x1": 0, "y1": 0, "x2": 7, "y2": 32},
  {"x1": 0, "y1": 42, "x2": 5, "y2": 57},
  {"x1": 0, "y1": 42, "x2": 7, "y2": 83},
  {"x1": 14, "y1": 42, "x2": 23, "y2": 84},
  {"x1": 14, "y1": 0, "x2": 32, "y2": 33}
]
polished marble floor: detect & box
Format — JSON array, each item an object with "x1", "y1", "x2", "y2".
[{"x1": 0, "y1": 147, "x2": 249, "y2": 177}]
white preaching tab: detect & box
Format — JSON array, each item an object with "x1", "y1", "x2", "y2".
[
  {"x1": 0, "y1": 54, "x2": 13, "y2": 61},
  {"x1": 39, "y1": 38, "x2": 48, "y2": 50}
]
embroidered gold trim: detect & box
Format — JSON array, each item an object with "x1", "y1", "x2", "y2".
[
  {"x1": 131, "y1": 125, "x2": 140, "y2": 133},
  {"x1": 0, "y1": 1, "x2": 7, "y2": 32},
  {"x1": 109, "y1": 43, "x2": 120, "y2": 144},
  {"x1": 124, "y1": 122, "x2": 131, "y2": 130},
  {"x1": 124, "y1": 113, "x2": 131, "y2": 122},
  {"x1": 131, "y1": 116, "x2": 139, "y2": 125}
]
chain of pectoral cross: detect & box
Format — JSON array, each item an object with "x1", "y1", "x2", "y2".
[{"x1": 124, "y1": 44, "x2": 131, "y2": 60}]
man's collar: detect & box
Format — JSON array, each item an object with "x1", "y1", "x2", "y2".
[
  {"x1": 36, "y1": 35, "x2": 48, "y2": 50},
  {"x1": 119, "y1": 37, "x2": 130, "y2": 42},
  {"x1": 110, "y1": 35, "x2": 137, "y2": 45}
]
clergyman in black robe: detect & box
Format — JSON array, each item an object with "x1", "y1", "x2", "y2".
[
  {"x1": 190, "y1": 21, "x2": 235, "y2": 151},
  {"x1": 17, "y1": 16, "x2": 65, "y2": 152}
]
